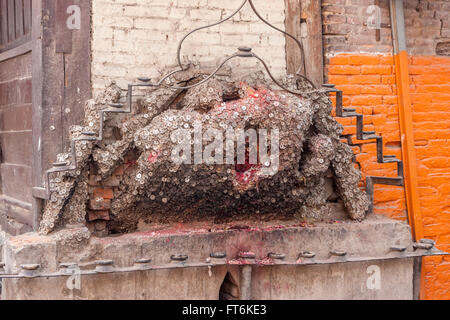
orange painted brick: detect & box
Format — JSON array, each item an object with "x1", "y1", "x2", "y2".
[
  {"x1": 438, "y1": 184, "x2": 450, "y2": 196},
  {"x1": 412, "y1": 74, "x2": 448, "y2": 85},
  {"x1": 360, "y1": 85, "x2": 392, "y2": 95},
  {"x1": 328, "y1": 65, "x2": 360, "y2": 75},
  {"x1": 422, "y1": 157, "x2": 450, "y2": 169},
  {"x1": 383, "y1": 95, "x2": 398, "y2": 105},
  {"x1": 93, "y1": 188, "x2": 114, "y2": 199},
  {"x1": 410, "y1": 93, "x2": 434, "y2": 102},
  {"x1": 348, "y1": 55, "x2": 380, "y2": 66},
  {"x1": 413, "y1": 112, "x2": 450, "y2": 123},
  {"x1": 374, "y1": 188, "x2": 407, "y2": 203},
  {"x1": 349, "y1": 75, "x2": 381, "y2": 84},
  {"x1": 381, "y1": 75, "x2": 396, "y2": 84},
  {"x1": 361, "y1": 65, "x2": 392, "y2": 75},
  {"x1": 327, "y1": 55, "x2": 450, "y2": 300},
  {"x1": 415, "y1": 140, "x2": 428, "y2": 146},
  {"x1": 408, "y1": 65, "x2": 427, "y2": 75},
  {"x1": 415, "y1": 84, "x2": 450, "y2": 93},
  {"x1": 329, "y1": 55, "x2": 350, "y2": 65},
  {"x1": 362, "y1": 107, "x2": 373, "y2": 115},
  {"x1": 412, "y1": 56, "x2": 433, "y2": 65},
  {"x1": 336, "y1": 84, "x2": 361, "y2": 95},
  {"x1": 432, "y1": 94, "x2": 450, "y2": 103},
  {"x1": 351, "y1": 95, "x2": 382, "y2": 106},
  {"x1": 328, "y1": 75, "x2": 350, "y2": 85},
  {"x1": 361, "y1": 143, "x2": 376, "y2": 153},
  {"x1": 379, "y1": 56, "x2": 394, "y2": 65}
]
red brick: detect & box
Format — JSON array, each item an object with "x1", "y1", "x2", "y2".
[
  {"x1": 89, "y1": 198, "x2": 111, "y2": 211},
  {"x1": 113, "y1": 165, "x2": 125, "y2": 176},
  {"x1": 88, "y1": 210, "x2": 110, "y2": 222},
  {"x1": 93, "y1": 188, "x2": 114, "y2": 199}
]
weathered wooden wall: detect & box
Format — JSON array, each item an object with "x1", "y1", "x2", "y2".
[
  {"x1": 0, "y1": 0, "x2": 91, "y2": 232},
  {"x1": 32, "y1": 0, "x2": 91, "y2": 228},
  {"x1": 0, "y1": 0, "x2": 33, "y2": 234},
  {"x1": 0, "y1": 0, "x2": 32, "y2": 53}
]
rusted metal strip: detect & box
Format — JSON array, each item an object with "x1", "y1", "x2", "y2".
[{"x1": 1, "y1": 245, "x2": 448, "y2": 280}]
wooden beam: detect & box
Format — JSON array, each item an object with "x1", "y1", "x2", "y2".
[
  {"x1": 285, "y1": 0, "x2": 303, "y2": 75},
  {"x1": 31, "y1": 0, "x2": 91, "y2": 229},
  {"x1": 31, "y1": 0, "x2": 44, "y2": 230},
  {"x1": 0, "y1": 40, "x2": 31, "y2": 62},
  {"x1": 285, "y1": 0, "x2": 324, "y2": 87},
  {"x1": 61, "y1": 0, "x2": 92, "y2": 151},
  {"x1": 299, "y1": 0, "x2": 323, "y2": 87}
]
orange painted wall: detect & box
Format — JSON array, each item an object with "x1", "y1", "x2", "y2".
[{"x1": 327, "y1": 53, "x2": 450, "y2": 300}]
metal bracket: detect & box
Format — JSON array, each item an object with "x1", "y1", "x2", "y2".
[
  {"x1": 324, "y1": 84, "x2": 405, "y2": 214},
  {"x1": 1, "y1": 243, "x2": 448, "y2": 280}
]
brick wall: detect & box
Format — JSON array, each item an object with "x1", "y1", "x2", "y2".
[
  {"x1": 404, "y1": 0, "x2": 450, "y2": 56},
  {"x1": 322, "y1": 0, "x2": 393, "y2": 55},
  {"x1": 409, "y1": 55, "x2": 450, "y2": 299},
  {"x1": 328, "y1": 53, "x2": 407, "y2": 221},
  {"x1": 91, "y1": 0, "x2": 287, "y2": 94},
  {"x1": 323, "y1": 0, "x2": 450, "y2": 299}
]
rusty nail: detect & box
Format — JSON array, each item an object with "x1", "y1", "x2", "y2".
[
  {"x1": 171, "y1": 254, "x2": 188, "y2": 262},
  {"x1": 299, "y1": 251, "x2": 316, "y2": 259},
  {"x1": 268, "y1": 253, "x2": 285, "y2": 260},
  {"x1": 95, "y1": 260, "x2": 114, "y2": 266},
  {"x1": 210, "y1": 252, "x2": 227, "y2": 259},
  {"x1": 330, "y1": 250, "x2": 347, "y2": 257},
  {"x1": 238, "y1": 47, "x2": 252, "y2": 52},
  {"x1": 390, "y1": 246, "x2": 407, "y2": 252},
  {"x1": 81, "y1": 131, "x2": 97, "y2": 136},
  {"x1": 95, "y1": 260, "x2": 114, "y2": 273},
  {"x1": 53, "y1": 161, "x2": 70, "y2": 167},
  {"x1": 109, "y1": 103, "x2": 124, "y2": 108},
  {"x1": 59, "y1": 262, "x2": 78, "y2": 269},
  {"x1": 420, "y1": 239, "x2": 435, "y2": 246},
  {"x1": 138, "y1": 77, "x2": 152, "y2": 83},
  {"x1": 21, "y1": 264, "x2": 40, "y2": 271},
  {"x1": 238, "y1": 252, "x2": 256, "y2": 259},
  {"x1": 135, "y1": 258, "x2": 152, "y2": 264},
  {"x1": 413, "y1": 242, "x2": 433, "y2": 250}
]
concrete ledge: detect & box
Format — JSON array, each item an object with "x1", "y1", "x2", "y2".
[
  {"x1": 1, "y1": 215, "x2": 418, "y2": 299},
  {"x1": 3, "y1": 215, "x2": 414, "y2": 273}
]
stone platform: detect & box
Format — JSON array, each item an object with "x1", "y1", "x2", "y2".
[{"x1": 0, "y1": 213, "x2": 445, "y2": 300}]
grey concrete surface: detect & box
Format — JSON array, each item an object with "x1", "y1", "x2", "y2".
[{"x1": 1, "y1": 214, "x2": 416, "y2": 300}]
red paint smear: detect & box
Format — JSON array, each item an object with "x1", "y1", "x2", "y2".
[{"x1": 147, "y1": 151, "x2": 160, "y2": 164}]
